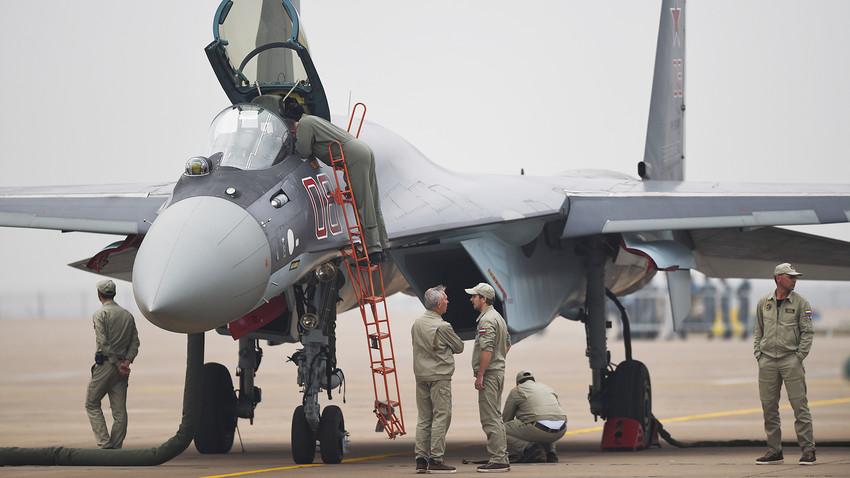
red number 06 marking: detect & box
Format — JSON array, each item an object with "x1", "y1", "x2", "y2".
[{"x1": 302, "y1": 173, "x2": 342, "y2": 239}]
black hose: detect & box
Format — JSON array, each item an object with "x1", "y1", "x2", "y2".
[
  {"x1": 605, "y1": 288, "x2": 631, "y2": 362},
  {"x1": 654, "y1": 415, "x2": 850, "y2": 448},
  {"x1": 0, "y1": 333, "x2": 204, "y2": 466}
]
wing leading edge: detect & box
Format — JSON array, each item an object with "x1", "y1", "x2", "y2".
[{"x1": 0, "y1": 183, "x2": 173, "y2": 235}]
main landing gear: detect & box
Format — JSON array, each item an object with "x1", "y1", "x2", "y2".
[
  {"x1": 581, "y1": 237, "x2": 657, "y2": 450},
  {"x1": 193, "y1": 337, "x2": 263, "y2": 454},
  {"x1": 194, "y1": 362, "x2": 237, "y2": 454}
]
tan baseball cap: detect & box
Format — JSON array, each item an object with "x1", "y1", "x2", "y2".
[
  {"x1": 774, "y1": 263, "x2": 802, "y2": 277},
  {"x1": 96, "y1": 279, "x2": 116, "y2": 295},
  {"x1": 465, "y1": 282, "x2": 495, "y2": 299},
  {"x1": 516, "y1": 370, "x2": 535, "y2": 384}
]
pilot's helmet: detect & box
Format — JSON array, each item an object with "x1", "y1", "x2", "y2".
[{"x1": 282, "y1": 97, "x2": 304, "y2": 121}]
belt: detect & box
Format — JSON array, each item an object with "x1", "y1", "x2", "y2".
[{"x1": 534, "y1": 422, "x2": 566, "y2": 433}]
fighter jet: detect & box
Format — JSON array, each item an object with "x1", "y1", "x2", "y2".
[{"x1": 2, "y1": 0, "x2": 850, "y2": 464}]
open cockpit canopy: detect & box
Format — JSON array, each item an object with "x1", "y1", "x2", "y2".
[{"x1": 206, "y1": 0, "x2": 330, "y2": 120}]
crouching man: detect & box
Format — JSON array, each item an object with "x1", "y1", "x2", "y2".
[{"x1": 503, "y1": 371, "x2": 566, "y2": 463}]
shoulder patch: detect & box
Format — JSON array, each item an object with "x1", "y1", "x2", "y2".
[{"x1": 765, "y1": 303, "x2": 773, "y2": 311}]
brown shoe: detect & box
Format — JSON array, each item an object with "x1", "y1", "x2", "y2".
[
  {"x1": 477, "y1": 462, "x2": 510, "y2": 473},
  {"x1": 799, "y1": 449, "x2": 816, "y2": 465},
  {"x1": 416, "y1": 457, "x2": 428, "y2": 474},
  {"x1": 427, "y1": 459, "x2": 456, "y2": 474},
  {"x1": 755, "y1": 450, "x2": 784, "y2": 465}
]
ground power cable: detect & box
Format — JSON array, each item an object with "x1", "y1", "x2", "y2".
[{"x1": 0, "y1": 333, "x2": 204, "y2": 466}]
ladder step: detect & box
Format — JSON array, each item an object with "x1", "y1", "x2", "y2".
[
  {"x1": 364, "y1": 296, "x2": 385, "y2": 304},
  {"x1": 372, "y1": 365, "x2": 395, "y2": 375}
]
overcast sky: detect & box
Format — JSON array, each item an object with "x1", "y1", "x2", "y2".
[{"x1": 1, "y1": 1, "x2": 849, "y2": 310}]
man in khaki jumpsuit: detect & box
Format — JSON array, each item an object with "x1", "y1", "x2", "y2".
[
  {"x1": 466, "y1": 282, "x2": 511, "y2": 473},
  {"x1": 85, "y1": 280, "x2": 140, "y2": 449},
  {"x1": 502, "y1": 371, "x2": 567, "y2": 463},
  {"x1": 283, "y1": 99, "x2": 389, "y2": 260},
  {"x1": 753, "y1": 263, "x2": 815, "y2": 465},
  {"x1": 411, "y1": 285, "x2": 464, "y2": 474}
]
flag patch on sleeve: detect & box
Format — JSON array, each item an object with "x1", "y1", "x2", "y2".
[
  {"x1": 478, "y1": 329, "x2": 486, "y2": 336},
  {"x1": 805, "y1": 309, "x2": 813, "y2": 319}
]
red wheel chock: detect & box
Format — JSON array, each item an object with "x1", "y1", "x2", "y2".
[{"x1": 601, "y1": 417, "x2": 659, "y2": 451}]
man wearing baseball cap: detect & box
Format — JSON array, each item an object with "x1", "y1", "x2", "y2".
[
  {"x1": 753, "y1": 263, "x2": 815, "y2": 465},
  {"x1": 85, "y1": 279, "x2": 140, "y2": 449},
  {"x1": 465, "y1": 282, "x2": 511, "y2": 472},
  {"x1": 502, "y1": 370, "x2": 567, "y2": 463}
]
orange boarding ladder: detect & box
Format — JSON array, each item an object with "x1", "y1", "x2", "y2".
[{"x1": 328, "y1": 103, "x2": 405, "y2": 438}]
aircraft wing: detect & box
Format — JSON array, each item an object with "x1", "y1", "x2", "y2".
[
  {"x1": 690, "y1": 226, "x2": 850, "y2": 280},
  {"x1": 0, "y1": 183, "x2": 173, "y2": 235},
  {"x1": 562, "y1": 179, "x2": 850, "y2": 238},
  {"x1": 560, "y1": 177, "x2": 850, "y2": 279}
]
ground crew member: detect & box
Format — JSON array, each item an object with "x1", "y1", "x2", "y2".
[
  {"x1": 85, "y1": 279, "x2": 140, "y2": 449},
  {"x1": 282, "y1": 99, "x2": 389, "y2": 262},
  {"x1": 411, "y1": 285, "x2": 464, "y2": 474},
  {"x1": 466, "y1": 282, "x2": 511, "y2": 473},
  {"x1": 502, "y1": 371, "x2": 567, "y2": 463},
  {"x1": 753, "y1": 263, "x2": 815, "y2": 465}
]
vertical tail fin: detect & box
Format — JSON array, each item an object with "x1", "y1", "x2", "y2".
[{"x1": 639, "y1": 0, "x2": 686, "y2": 181}]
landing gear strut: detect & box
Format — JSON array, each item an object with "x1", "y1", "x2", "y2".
[
  {"x1": 289, "y1": 261, "x2": 349, "y2": 464},
  {"x1": 581, "y1": 237, "x2": 656, "y2": 448}
]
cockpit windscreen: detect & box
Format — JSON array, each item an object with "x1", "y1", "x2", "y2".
[{"x1": 207, "y1": 105, "x2": 292, "y2": 170}]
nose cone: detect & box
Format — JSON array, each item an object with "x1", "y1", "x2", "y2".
[{"x1": 133, "y1": 196, "x2": 270, "y2": 333}]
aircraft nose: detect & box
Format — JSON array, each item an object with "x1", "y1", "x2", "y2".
[{"x1": 133, "y1": 196, "x2": 270, "y2": 333}]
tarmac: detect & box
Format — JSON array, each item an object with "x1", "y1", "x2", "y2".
[{"x1": 2, "y1": 304, "x2": 849, "y2": 477}]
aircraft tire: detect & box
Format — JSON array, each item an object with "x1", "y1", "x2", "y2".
[
  {"x1": 291, "y1": 405, "x2": 316, "y2": 464},
  {"x1": 194, "y1": 362, "x2": 237, "y2": 454},
  {"x1": 606, "y1": 359, "x2": 653, "y2": 436},
  {"x1": 319, "y1": 405, "x2": 345, "y2": 464}
]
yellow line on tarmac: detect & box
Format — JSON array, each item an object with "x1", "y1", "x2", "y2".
[
  {"x1": 200, "y1": 450, "x2": 413, "y2": 478},
  {"x1": 564, "y1": 397, "x2": 850, "y2": 435},
  {"x1": 200, "y1": 397, "x2": 850, "y2": 477},
  {"x1": 659, "y1": 397, "x2": 850, "y2": 424},
  {"x1": 201, "y1": 463, "x2": 324, "y2": 477}
]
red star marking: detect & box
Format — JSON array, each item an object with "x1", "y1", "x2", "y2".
[{"x1": 670, "y1": 1, "x2": 681, "y2": 47}]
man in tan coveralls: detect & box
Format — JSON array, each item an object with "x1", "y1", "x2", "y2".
[
  {"x1": 283, "y1": 99, "x2": 389, "y2": 261},
  {"x1": 753, "y1": 263, "x2": 816, "y2": 465},
  {"x1": 502, "y1": 370, "x2": 567, "y2": 463},
  {"x1": 411, "y1": 285, "x2": 464, "y2": 474},
  {"x1": 85, "y1": 279, "x2": 140, "y2": 449},
  {"x1": 466, "y1": 282, "x2": 511, "y2": 473}
]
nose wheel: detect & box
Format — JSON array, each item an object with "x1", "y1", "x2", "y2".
[
  {"x1": 290, "y1": 405, "x2": 348, "y2": 464},
  {"x1": 319, "y1": 405, "x2": 347, "y2": 463},
  {"x1": 291, "y1": 405, "x2": 316, "y2": 464}
]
